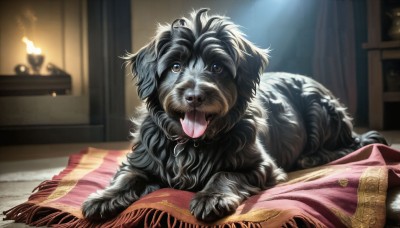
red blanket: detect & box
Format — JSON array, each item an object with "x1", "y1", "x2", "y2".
[{"x1": 4, "y1": 144, "x2": 400, "y2": 227}]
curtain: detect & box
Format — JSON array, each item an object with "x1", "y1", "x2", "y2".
[{"x1": 313, "y1": 0, "x2": 357, "y2": 116}]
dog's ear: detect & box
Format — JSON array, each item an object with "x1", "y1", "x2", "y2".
[
  {"x1": 124, "y1": 41, "x2": 158, "y2": 100},
  {"x1": 234, "y1": 36, "x2": 269, "y2": 98}
]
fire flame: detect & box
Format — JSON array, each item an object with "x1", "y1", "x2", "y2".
[{"x1": 22, "y1": 36, "x2": 42, "y2": 54}]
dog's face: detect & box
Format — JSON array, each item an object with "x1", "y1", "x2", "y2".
[{"x1": 127, "y1": 9, "x2": 268, "y2": 139}]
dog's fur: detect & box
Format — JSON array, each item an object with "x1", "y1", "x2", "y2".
[{"x1": 82, "y1": 9, "x2": 390, "y2": 223}]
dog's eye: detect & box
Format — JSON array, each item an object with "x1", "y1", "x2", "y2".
[
  {"x1": 171, "y1": 63, "x2": 182, "y2": 73},
  {"x1": 210, "y1": 63, "x2": 223, "y2": 74}
]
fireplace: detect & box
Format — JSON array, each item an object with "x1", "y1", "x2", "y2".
[{"x1": 0, "y1": 0, "x2": 131, "y2": 145}]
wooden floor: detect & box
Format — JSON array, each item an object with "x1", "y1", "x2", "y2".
[{"x1": 0, "y1": 130, "x2": 399, "y2": 227}]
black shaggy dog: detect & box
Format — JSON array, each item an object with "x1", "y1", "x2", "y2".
[{"x1": 82, "y1": 9, "x2": 387, "y2": 222}]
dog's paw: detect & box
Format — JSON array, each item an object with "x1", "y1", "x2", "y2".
[
  {"x1": 81, "y1": 192, "x2": 125, "y2": 221},
  {"x1": 272, "y1": 167, "x2": 288, "y2": 184},
  {"x1": 190, "y1": 192, "x2": 240, "y2": 222}
]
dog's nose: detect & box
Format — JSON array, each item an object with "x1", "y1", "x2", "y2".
[{"x1": 184, "y1": 90, "x2": 205, "y2": 106}]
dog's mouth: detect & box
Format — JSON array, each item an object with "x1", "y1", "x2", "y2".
[{"x1": 179, "y1": 110, "x2": 214, "y2": 138}]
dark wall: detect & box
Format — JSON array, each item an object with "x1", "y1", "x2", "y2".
[
  {"x1": 227, "y1": 1, "x2": 318, "y2": 76},
  {"x1": 353, "y1": 0, "x2": 369, "y2": 126}
]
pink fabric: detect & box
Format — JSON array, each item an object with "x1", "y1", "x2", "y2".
[{"x1": 4, "y1": 144, "x2": 399, "y2": 227}]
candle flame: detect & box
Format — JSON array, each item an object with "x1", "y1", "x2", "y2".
[{"x1": 22, "y1": 36, "x2": 42, "y2": 54}]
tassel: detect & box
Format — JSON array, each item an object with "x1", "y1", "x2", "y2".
[{"x1": 4, "y1": 201, "x2": 324, "y2": 228}]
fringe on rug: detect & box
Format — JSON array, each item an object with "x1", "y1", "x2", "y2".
[
  {"x1": 3, "y1": 203, "x2": 75, "y2": 227},
  {"x1": 4, "y1": 201, "x2": 324, "y2": 228},
  {"x1": 29, "y1": 180, "x2": 60, "y2": 200}
]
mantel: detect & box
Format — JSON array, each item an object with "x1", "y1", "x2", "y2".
[{"x1": 0, "y1": 75, "x2": 72, "y2": 96}]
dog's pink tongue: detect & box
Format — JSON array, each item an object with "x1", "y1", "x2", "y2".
[{"x1": 180, "y1": 111, "x2": 208, "y2": 138}]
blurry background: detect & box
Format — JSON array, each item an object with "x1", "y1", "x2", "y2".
[{"x1": 0, "y1": 0, "x2": 399, "y2": 145}]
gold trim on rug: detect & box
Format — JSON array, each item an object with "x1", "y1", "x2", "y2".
[
  {"x1": 331, "y1": 166, "x2": 387, "y2": 227},
  {"x1": 40, "y1": 148, "x2": 109, "y2": 204}
]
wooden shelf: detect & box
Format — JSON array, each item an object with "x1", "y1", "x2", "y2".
[
  {"x1": 382, "y1": 49, "x2": 400, "y2": 59},
  {"x1": 362, "y1": 40, "x2": 400, "y2": 50},
  {"x1": 365, "y1": 0, "x2": 400, "y2": 129}
]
